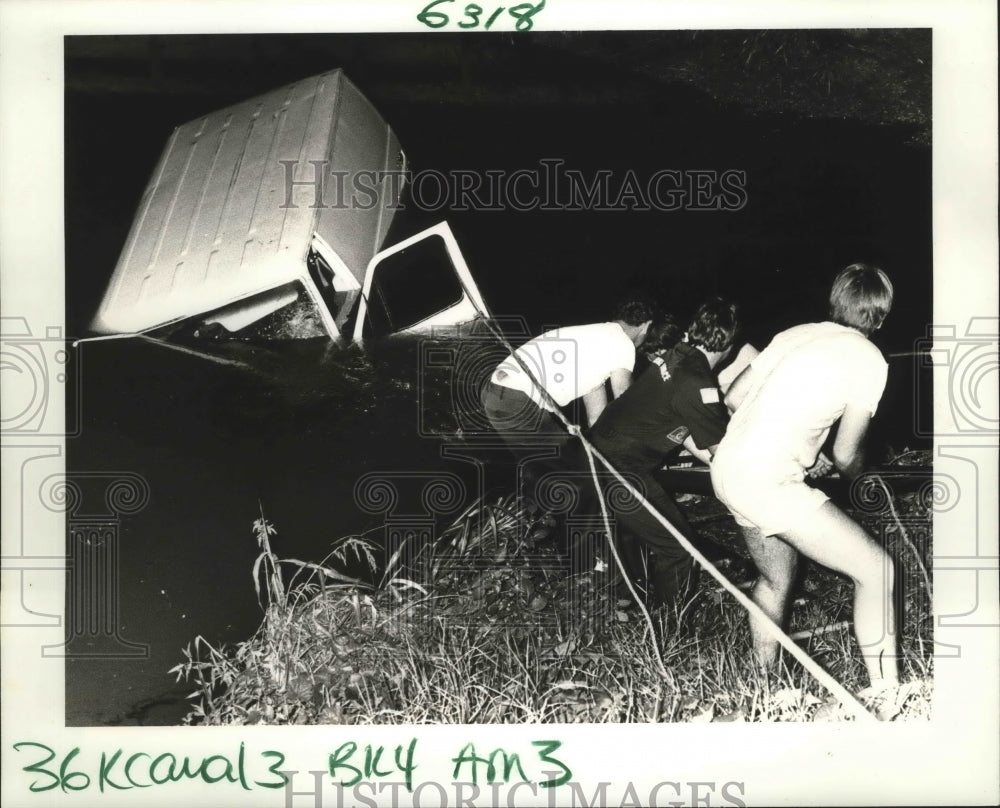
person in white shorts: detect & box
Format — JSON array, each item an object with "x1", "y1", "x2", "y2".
[{"x1": 711, "y1": 263, "x2": 898, "y2": 691}]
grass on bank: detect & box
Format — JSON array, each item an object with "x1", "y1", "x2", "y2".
[{"x1": 171, "y1": 457, "x2": 933, "y2": 725}]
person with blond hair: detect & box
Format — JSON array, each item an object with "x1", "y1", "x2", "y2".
[{"x1": 711, "y1": 263, "x2": 899, "y2": 691}]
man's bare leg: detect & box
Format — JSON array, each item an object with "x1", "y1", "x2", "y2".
[
  {"x1": 779, "y1": 501, "x2": 898, "y2": 686},
  {"x1": 741, "y1": 524, "x2": 798, "y2": 668}
]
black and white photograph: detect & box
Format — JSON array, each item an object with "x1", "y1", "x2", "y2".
[
  {"x1": 63, "y1": 27, "x2": 939, "y2": 727},
  {"x1": 1, "y1": 1, "x2": 997, "y2": 806}
]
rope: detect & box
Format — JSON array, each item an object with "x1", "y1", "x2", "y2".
[
  {"x1": 71, "y1": 330, "x2": 252, "y2": 369},
  {"x1": 71, "y1": 331, "x2": 147, "y2": 347},
  {"x1": 473, "y1": 316, "x2": 675, "y2": 675},
  {"x1": 579, "y1": 439, "x2": 673, "y2": 681},
  {"x1": 581, "y1": 439, "x2": 876, "y2": 722},
  {"x1": 470, "y1": 311, "x2": 877, "y2": 722},
  {"x1": 885, "y1": 350, "x2": 934, "y2": 358},
  {"x1": 134, "y1": 335, "x2": 253, "y2": 369}
]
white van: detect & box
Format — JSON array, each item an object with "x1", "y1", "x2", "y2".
[{"x1": 91, "y1": 69, "x2": 490, "y2": 347}]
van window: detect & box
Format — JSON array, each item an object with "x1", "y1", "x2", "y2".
[{"x1": 362, "y1": 234, "x2": 464, "y2": 340}]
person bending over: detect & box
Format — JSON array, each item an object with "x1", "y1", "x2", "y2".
[
  {"x1": 480, "y1": 294, "x2": 656, "y2": 511},
  {"x1": 591, "y1": 298, "x2": 739, "y2": 608},
  {"x1": 711, "y1": 263, "x2": 898, "y2": 691}
]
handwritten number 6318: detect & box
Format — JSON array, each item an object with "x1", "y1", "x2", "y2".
[{"x1": 418, "y1": 0, "x2": 546, "y2": 31}]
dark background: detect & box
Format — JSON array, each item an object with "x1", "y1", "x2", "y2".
[
  {"x1": 64, "y1": 31, "x2": 932, "y2": 725},
  {"x1": 66, "y1": 31, "x2": 932, "y2": 346}
]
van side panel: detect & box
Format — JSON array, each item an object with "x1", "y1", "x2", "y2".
[
  {"x1": 91, "y1": 70, "x2": 401, "y2": 336},
  {"x1": 314, "y1": 78, "x2": 406, "y2": 289}
]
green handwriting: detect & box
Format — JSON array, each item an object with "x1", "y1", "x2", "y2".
[
  {"x1": 451, "y1": 740, "x2": 571, "y2": 787},
  {"x1": 417, "y1": 0, "x2": 546, "y2": 31},
  {"x1": 328, "y1": 738, "x2": 419, "y2": 792},
  {"x1": 11, "y1": 742, "x2": 286, "y2": 793}
]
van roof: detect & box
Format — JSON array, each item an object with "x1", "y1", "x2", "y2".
[{"x1": 91, "y1": 69, "x2": 403, "y2": 335}]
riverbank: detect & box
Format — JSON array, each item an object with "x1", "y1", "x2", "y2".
[{"x1": 172, "y1": 451, "x2": 933, "y2": 724}]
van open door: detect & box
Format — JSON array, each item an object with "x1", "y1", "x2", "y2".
[{"x1": 353, "y1": 221, "x2": 492, "y2": 343}]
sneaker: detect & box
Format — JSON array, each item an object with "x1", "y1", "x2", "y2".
[{"x1": 856, "y1": 680, "x2": 921, "y2": 721}]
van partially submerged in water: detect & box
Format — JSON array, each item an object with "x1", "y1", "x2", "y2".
[{"x1": 91, "y1": 69, "x2": 490, "y2": 347}]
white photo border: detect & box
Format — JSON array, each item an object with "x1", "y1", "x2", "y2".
[{"x1": 2, "y1": 1, "x2": 997, "y2": 806}]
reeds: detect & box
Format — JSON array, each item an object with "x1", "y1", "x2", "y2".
[{"x1": 171, "y1": 465, "x2": 933, "y2": 724}]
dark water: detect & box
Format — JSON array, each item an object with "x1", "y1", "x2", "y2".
[
  {"x1": 65, "y1": 335, "x2": 486, "y2": 724},
  {"x1": 64, "y1": 35, "x2": 931, "y2": 724}
]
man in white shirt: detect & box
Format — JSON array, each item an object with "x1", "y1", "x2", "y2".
[
  {"x1": 711, "y1": 263, "x2": 898, "y2": 694},
  {"x1": 481, "y1": 295, "x2": 656, "y2": 511}
]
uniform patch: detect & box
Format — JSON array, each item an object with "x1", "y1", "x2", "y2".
[
  {"x1": 666, "y1": 426, "x2": 689, "y2": 444},
  {"x1": 700, "y1": 386, "x2": 721, "y2": 404}
]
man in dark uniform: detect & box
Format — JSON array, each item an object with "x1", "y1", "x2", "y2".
[{"x1": 591, "y1": 297, "x2": 739, "y2": 608}]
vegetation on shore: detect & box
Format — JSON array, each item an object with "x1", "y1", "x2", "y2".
[{"x1": 171, "y1": 450, "x2": 933, "y2": 725}]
